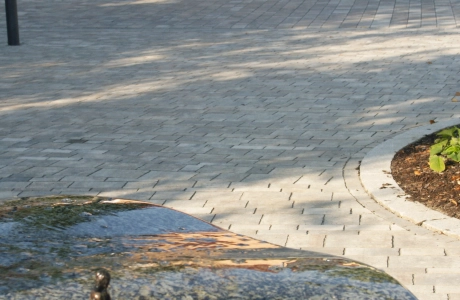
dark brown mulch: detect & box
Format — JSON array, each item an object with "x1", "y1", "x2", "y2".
[{"x1": 391, "y1": 128, "x2": 460, "y2": 219}]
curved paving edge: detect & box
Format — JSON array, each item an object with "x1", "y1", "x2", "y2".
[{"x1": 360, "y1": 119, "x2": 460, "y2": 239}]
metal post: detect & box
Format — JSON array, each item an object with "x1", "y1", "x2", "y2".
[{"x1": 5, "y1": 0, "x2": 20, "y2": 46}]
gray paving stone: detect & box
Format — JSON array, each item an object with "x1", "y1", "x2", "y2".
[
  {"x1": 400, "y1": 248, "x2": 446, "y2": 256},
  {"x1": 69, "y1": 181, "x2": 126, "y2": 189},
  {"x1": 18, "y1": 191, "x2": 64, "y2": 198},
  {"x1": 410, "y1": 288, "x2": 447, "y2": 300},
  {"x1": 415, "y1": 273, "x2": 460, "y2": 286},
  {"x1": 0, "y1": 182, "x2": 31, "y2": 189},
  {"x1": 193, "y1": 191, "x2": 243, "y2": 201},
  {"x1": 229, "y1": 224, "x2": 270, "y2": 233},
  {"x1": 322, "y1": 214, "x2": 361, "y2": 225},
  {"x1": 0, "y1": 191, "x2": 21, "y2": 200},
  {"x1": 211, "y1": 207, "x2": 256, "y2": 214},
  {"x1": 91, "y1": 169, "x2": 149, "y2": 179},
  {"x1": 391, "y1": 256, "x2": 460, "y2": 269},
  {"x1": 211, "y1": 213, "x2": 264, "y2": 227},
  {"x1": 301, "y1": 247, "x2": 345, "y2": 256},
  {"x1": 345, "y1": 247, "x2": 400, "y2": 256},
  {"x1": 1, "y1": 0, "x2": 460, "y2": 297},
  {"x1": 256, "y1": 207, "x2": 303, "y2": 214},
  {"x1": 152, "y1": 181, "x2": 196, "y2": 191},
  {"x1": 150, "y1": 191, "x2": 195, "y2": 201},
  {"x1": 285, "y1": 233, "x2": 326, "y2": 248},
  {"x1": 260, "y1": 214, "x2": 324, "y2": 225},
  {"x1": 344, "y1": 225, "x2": 391, "y2": 231},
  {"x1": 230, "y1": 183, "x2": 272, "y2": 191},
  {"x1": 26, "y1": 182, "x2": 73, "y2": 190},
  {"x1": 326, "y1": 234, "x2": 392, "y2": 248},
  {"x1": 343, "y1": 255, "x2": 389, "y2": 269},
  {"x1": 246, "y1": 199, "x2": 293, "y2": 210},
  {"x1": 57, "y1": 189, "x2": 94, "y2": 195}
]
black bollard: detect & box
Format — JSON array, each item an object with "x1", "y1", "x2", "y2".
[
  {"x1": 90, "y1": 269, "x2": 111, "y2": 300},
  {"x1": 4, "y1": 0, "x2": 20, "y2": 45}
]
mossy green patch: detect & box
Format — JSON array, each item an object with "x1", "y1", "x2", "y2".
[
  {"x1": 326, "y1": 266, "x2": 399, "y2": 284},
  {"x1": 0, "y1": 196, "x2": 151, "y2": 229},
  {"x1": 286, "y1": 258, "x2": 397, "y2": 284}
]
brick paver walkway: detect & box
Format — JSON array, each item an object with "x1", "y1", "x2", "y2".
[{"x1": 1, "y1": 0, "x2": 460, "y2": 298}]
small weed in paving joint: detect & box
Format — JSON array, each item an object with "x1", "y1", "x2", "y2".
[{"x1": 429, "y1": 126, "x2": 460, "y2": 173}]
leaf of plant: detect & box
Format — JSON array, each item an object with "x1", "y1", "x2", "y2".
[
  {"x1": 429, "y1": 155, "x2": 445, "y2": 173},
  {"x1": 442, "y1": 145, "x2": 460, "y2": 155},
  {"x1": 447, "y1": 152, "x2": 460, "y2": 162},
  {"x1": 451, "y1": 137, "x2": 459, "y2": 146},
  {"x1": 430, "y1": 140, "x2": 447, "y2": 155},
  {"x1": 437, "y1": 128, "x2": 456, "y2": 138},
  {"x1": 434, "y1": 137, "x2": 444, "y2": 144},
  {"x1": 455, "y1": 127, "x2": 460, "y2": 138}
]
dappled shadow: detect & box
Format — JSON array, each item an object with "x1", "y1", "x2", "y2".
[
  {"x1": 1, "y1": 4, "x2": 460, "y2": 298},
  {"x1": 2, "y1": 0, "x2": 460, "y2": 30},
  {"x1": 0, "y1": 19, "x2": 458, "y2": 200},
  {"x1": 0, "y1": 0, "x2": 459, "y2": 252}
]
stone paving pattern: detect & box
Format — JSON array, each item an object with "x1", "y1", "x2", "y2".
[{"x1": 1, "y1": 0, "x2": 460, "y2": 298}]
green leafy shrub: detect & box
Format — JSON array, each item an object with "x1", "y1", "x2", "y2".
[{"x1": 429, "y1": 126, "x2": 460, "y2": 172}]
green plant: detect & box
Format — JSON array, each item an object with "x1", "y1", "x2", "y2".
[{"x1": 429, "y1": 126, "x2": 460, "y2": 172}]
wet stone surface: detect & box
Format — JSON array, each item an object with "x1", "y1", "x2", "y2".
[{"x1": 0, "y1": 196, "x2": 416, "y2": 299}]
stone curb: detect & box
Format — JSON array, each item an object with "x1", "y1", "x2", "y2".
[{"x1": 360, "y1": 119, "x2": 460, "y2": 239}]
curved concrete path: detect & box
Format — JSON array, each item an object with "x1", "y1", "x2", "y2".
[{"x1": 1, "y1": 0, "x2": 460, "y2": 298}]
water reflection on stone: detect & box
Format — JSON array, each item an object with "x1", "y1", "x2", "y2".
[{"x1": 0, "y1": 196, "x2": 416, "y2": 299}]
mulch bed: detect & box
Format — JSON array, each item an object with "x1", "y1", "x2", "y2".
[{"x1": 391, "y1": 128, "x2": 460, "y2": 219}]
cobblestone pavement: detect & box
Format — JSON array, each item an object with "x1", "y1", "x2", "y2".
[{"x1": 1, "y1": 0, "x2": 460, "y2": 298}]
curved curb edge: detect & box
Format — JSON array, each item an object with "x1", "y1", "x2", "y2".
[{"x1": 360, "y1": 119, "x2": 460, "y2": 239}]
